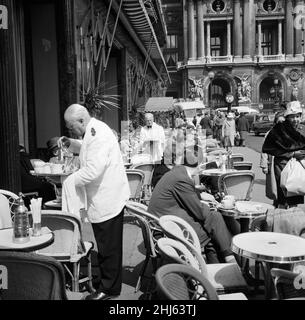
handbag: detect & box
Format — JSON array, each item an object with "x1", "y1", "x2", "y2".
[{"x1": 280, "y1": 157, "x2": 305, "y2": 197}]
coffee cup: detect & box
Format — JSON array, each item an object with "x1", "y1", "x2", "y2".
[
  {"x1": 224, "y1": 195, "x2": 235, "y2": 204},
  {"x1": 222, "y1": 195, "x2": 235, "y2": 209}
]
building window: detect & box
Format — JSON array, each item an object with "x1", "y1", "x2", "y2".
[
  {"x1": 165, "y1": 35, "x2": 178, "y2": 66},
  {"x1": 262, "y1": 29, "x2": 272, "y2": 55},
  {"x1": 211, "y1": 36, "x2": 221, "y2": 56}
]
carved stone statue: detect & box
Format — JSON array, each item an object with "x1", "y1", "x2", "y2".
[
  {"x1": 188, "y1": 77, "x2": 204, "y2": 100},
  {"x1": 236, "y1": 74, "x2": 252, "y2": 103}
]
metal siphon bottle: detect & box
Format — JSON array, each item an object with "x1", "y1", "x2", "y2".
[{"x1": 13, "y1": 193, "x2": 30, "y2": 243}]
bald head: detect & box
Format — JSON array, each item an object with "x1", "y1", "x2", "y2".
[
  {"x1": 64, "y1": 104, "x2": 92, "y2": 137},
  {"x1": 145, "y1": 113, "x2": 154, "y2": 128}
]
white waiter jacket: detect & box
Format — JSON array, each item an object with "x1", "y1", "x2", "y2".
[
  {"x1": 139, "y1": 122, "x2": 165, "y2": 163},
  {"x1": 68, "y1": 118, "x2": 130, "y2": 223}
]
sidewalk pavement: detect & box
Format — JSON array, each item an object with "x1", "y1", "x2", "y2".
[{"x1": 81, "y1": 146, "x2": 270, "y2": 300}]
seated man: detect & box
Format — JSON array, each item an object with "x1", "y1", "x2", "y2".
[{"x1": 148, "y1": 144, "x2": 238, "y2": 264}]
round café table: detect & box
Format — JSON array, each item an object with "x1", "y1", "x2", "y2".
[
  {"x1": 0, "y1": 227, "x2": 54, "y2": 252},
  {"x1": 232, "y1": 232, "x2": 305, "y2": 299},
  {"x1": 218, "y1": 201, "x2": 274, "y2": 232}
]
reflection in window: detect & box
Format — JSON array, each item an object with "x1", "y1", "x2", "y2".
[
  {"x1": 262, "y1": 29, "x2": 272, "y2": 56},
  {"x1": 165, "y1": 35, "x2": 178, "y2": 66},
  {"x1": 211, "y1": 37, "x2": 221, "y2": 56}
]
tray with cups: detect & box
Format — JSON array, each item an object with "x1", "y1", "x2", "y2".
[{"x1": 31, "y1": 161, "x2": 72, "y2": 176}]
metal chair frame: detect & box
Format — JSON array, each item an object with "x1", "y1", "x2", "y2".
[
  {"x1": 218, "y1": 170, "x2": 255, "y2": 201},
  {"x1": 125, "y1": 202, "x2": 163, "y2": 295},
  {"x1": 126, "y1": 169, "x2": 145, "y2": 202},
  {"x1": 36, "y1": 210, "x2": 95, "y2": 293}
]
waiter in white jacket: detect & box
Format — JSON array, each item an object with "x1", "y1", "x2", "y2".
[
  {"x1": 59, "y1": 104, "x2": 130, "y2": 300},
  {"x1": 139, "y1": 113, "x2": 165, "y2": 163}
]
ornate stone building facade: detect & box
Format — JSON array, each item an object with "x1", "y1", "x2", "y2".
[{"x1": 162, "y1": 0, "x2": 305, "y2": 111}]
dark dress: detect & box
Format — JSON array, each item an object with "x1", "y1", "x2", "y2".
[
  {"x1": 262, "y1": 121, "x2": 305, "y2": 207},
  {"x1": 148, "y1": 165, "x2": 233, "y2": 263},
  {"x1": 20, "y1": 152, "x2": 56, "y2": 205}
]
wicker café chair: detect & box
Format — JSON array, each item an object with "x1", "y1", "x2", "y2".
[
  {"x1": 271, "y1": 268, "x2": 305, "y2": 300},
  {"x1": 125, "y1": 201, "x2": 163, "y2": 294},
  {"x1": 218, "y1": 170, "x2": 255, "y2": 201},
  {"x1": 155, "y1": 264, "x2": 247, "y2": 300},
  {"x1": 126, "y1": 169, "x2": 145, "y2": 202},
  {"x1": 0, "y1": 193, "x2": 13, "y2": 229},
  {"x1": 231, "y1": 153, "x2": 245, "y2": 163},
  {"x1": 131, "y1": 163, "x2": 155, "y2": 203},
  {"x1": 0, "y1": 251, "x2": 83, "y2": 300},
  {"x1": 158, "y1": 216, "x2": 248, "y2": 294},
  {"x1": 0, "y1": 189, "x2": 19, "y2": 217},
  {"x1": 36, "y1": 210, "x2": 95, "y2": 293},
  {"x1": 233, "y1": 161, "x2": 253, "y2": 171}
]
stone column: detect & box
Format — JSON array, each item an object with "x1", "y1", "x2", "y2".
[
  {"x1": 188, "y1": 0, "x2": 196, "y2": 60},
  {"x1": 286, "y1": 0, "x2": 294, "y2": 57},
  {"x1": 206, "y1": 21, "x2": 211, "y2": 58},
  {"x1": 243, "y1": 0, "x2": 250, "y2": 58},
  {"x1": 278, "y1": 20, "x2": 283, "y2": 55},
  {"x1": 183, "y1": 0, "x2": 188, "y2": 63},
  {"x1": 233, "y1": 0, "x2": 242, "y2": 58},
  {"x1": 227, "y1": 20, "x2": 231, "y2": 56},
  {"x1": 295, "y1": 0, "x2": 304, "y2": 56},
  {"x1": 197, "y1": 0, "x2": 205, "y2": 60},
  {"x1": 0, "y1": 0, "x2": 21, "y2": 192},
  {"x1": 258, "y1": 21, "x2": 262, "y2": 56},
  {"x1": 249, "y1": 0, "x2": 256, "y2": 57},
  {"x1": 243, "y1": 0, "x2": 255, "y2": 59}
]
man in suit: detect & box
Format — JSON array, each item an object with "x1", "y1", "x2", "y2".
[{"x1": 59, "y1": 104, "x2": 130, "y2": 300}]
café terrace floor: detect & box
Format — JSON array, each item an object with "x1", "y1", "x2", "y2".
[{"x1": 79, "y1": 146, "x2": 277, "y2": 300}]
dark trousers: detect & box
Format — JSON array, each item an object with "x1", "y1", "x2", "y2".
[{"x1": 92, "y1": 209, "x2": 124, "y2": 295}]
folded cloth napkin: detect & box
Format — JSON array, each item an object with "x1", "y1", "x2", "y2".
[
  {"x1": 62, "y1": 174, "x2": 87, "y2": 220},
  {"x1": 266, "y1": 207, "x2": 305, "y2": 236}
]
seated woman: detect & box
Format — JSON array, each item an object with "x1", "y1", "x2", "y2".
[
  {"x1": 19, "y1": 146, "x2": 56, "y2": 205},
  {"x1": 148, "y1": 143, "x2": 238, "y2": 264}
]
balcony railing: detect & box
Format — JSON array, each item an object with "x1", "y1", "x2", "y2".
[
  {"x1": 206, "y1": 55, "x2": 233, "y2": 63},
  {"x1": 257, "y1": 54, "x2": 285, "y2": 63}
]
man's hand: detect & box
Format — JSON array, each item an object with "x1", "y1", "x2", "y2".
[
  {"x1": 57, "y1": 136, "x2": 71, "y2": 149},
  {"x1": 200, "y1": 192, "x2": 217, "y2": 203}
]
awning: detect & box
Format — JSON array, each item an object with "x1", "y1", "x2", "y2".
[
  {"x1": 174, "y1": 101, "x2": 206, "y2": 111},
  {"x1": 145, "y1": 97, "x2": 175, "y2": 113},
  {"x1": 122, "y1": 0, "x2": 171, "y2": 83}
]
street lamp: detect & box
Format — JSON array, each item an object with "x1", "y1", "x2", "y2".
[
  {"x1": 270, "y1": 78, "x2": 284, "y2": 111},
  {"x1": 225, "y1": 93, "x2": 234, "y2": 113},
  {"x1": 208, "y1": 71, "x2": 215, "y2": 109}
]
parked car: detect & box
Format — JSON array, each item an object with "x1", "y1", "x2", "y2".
[{"x1": 252, "y1": 114, "x2": 275, "y2": 136}]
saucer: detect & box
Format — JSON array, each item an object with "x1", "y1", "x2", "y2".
[{"x1": 218, "y1": 204, "x2": 236, "y2": 211}]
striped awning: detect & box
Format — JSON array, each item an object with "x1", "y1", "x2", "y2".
[
  {"x1": 122, "y1": 0, "x2": 170, "y2": 83},
  {"x1": 145, "y1": 97, "x2": 179, "y2": 113}
]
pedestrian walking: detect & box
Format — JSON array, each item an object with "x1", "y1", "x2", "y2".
[
  {"x1": 236, "y1": 113, "x2": 250, "y2": 147},
  {"x1": 222, "y1": 113, "x2": 236, "y2": 151}
]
